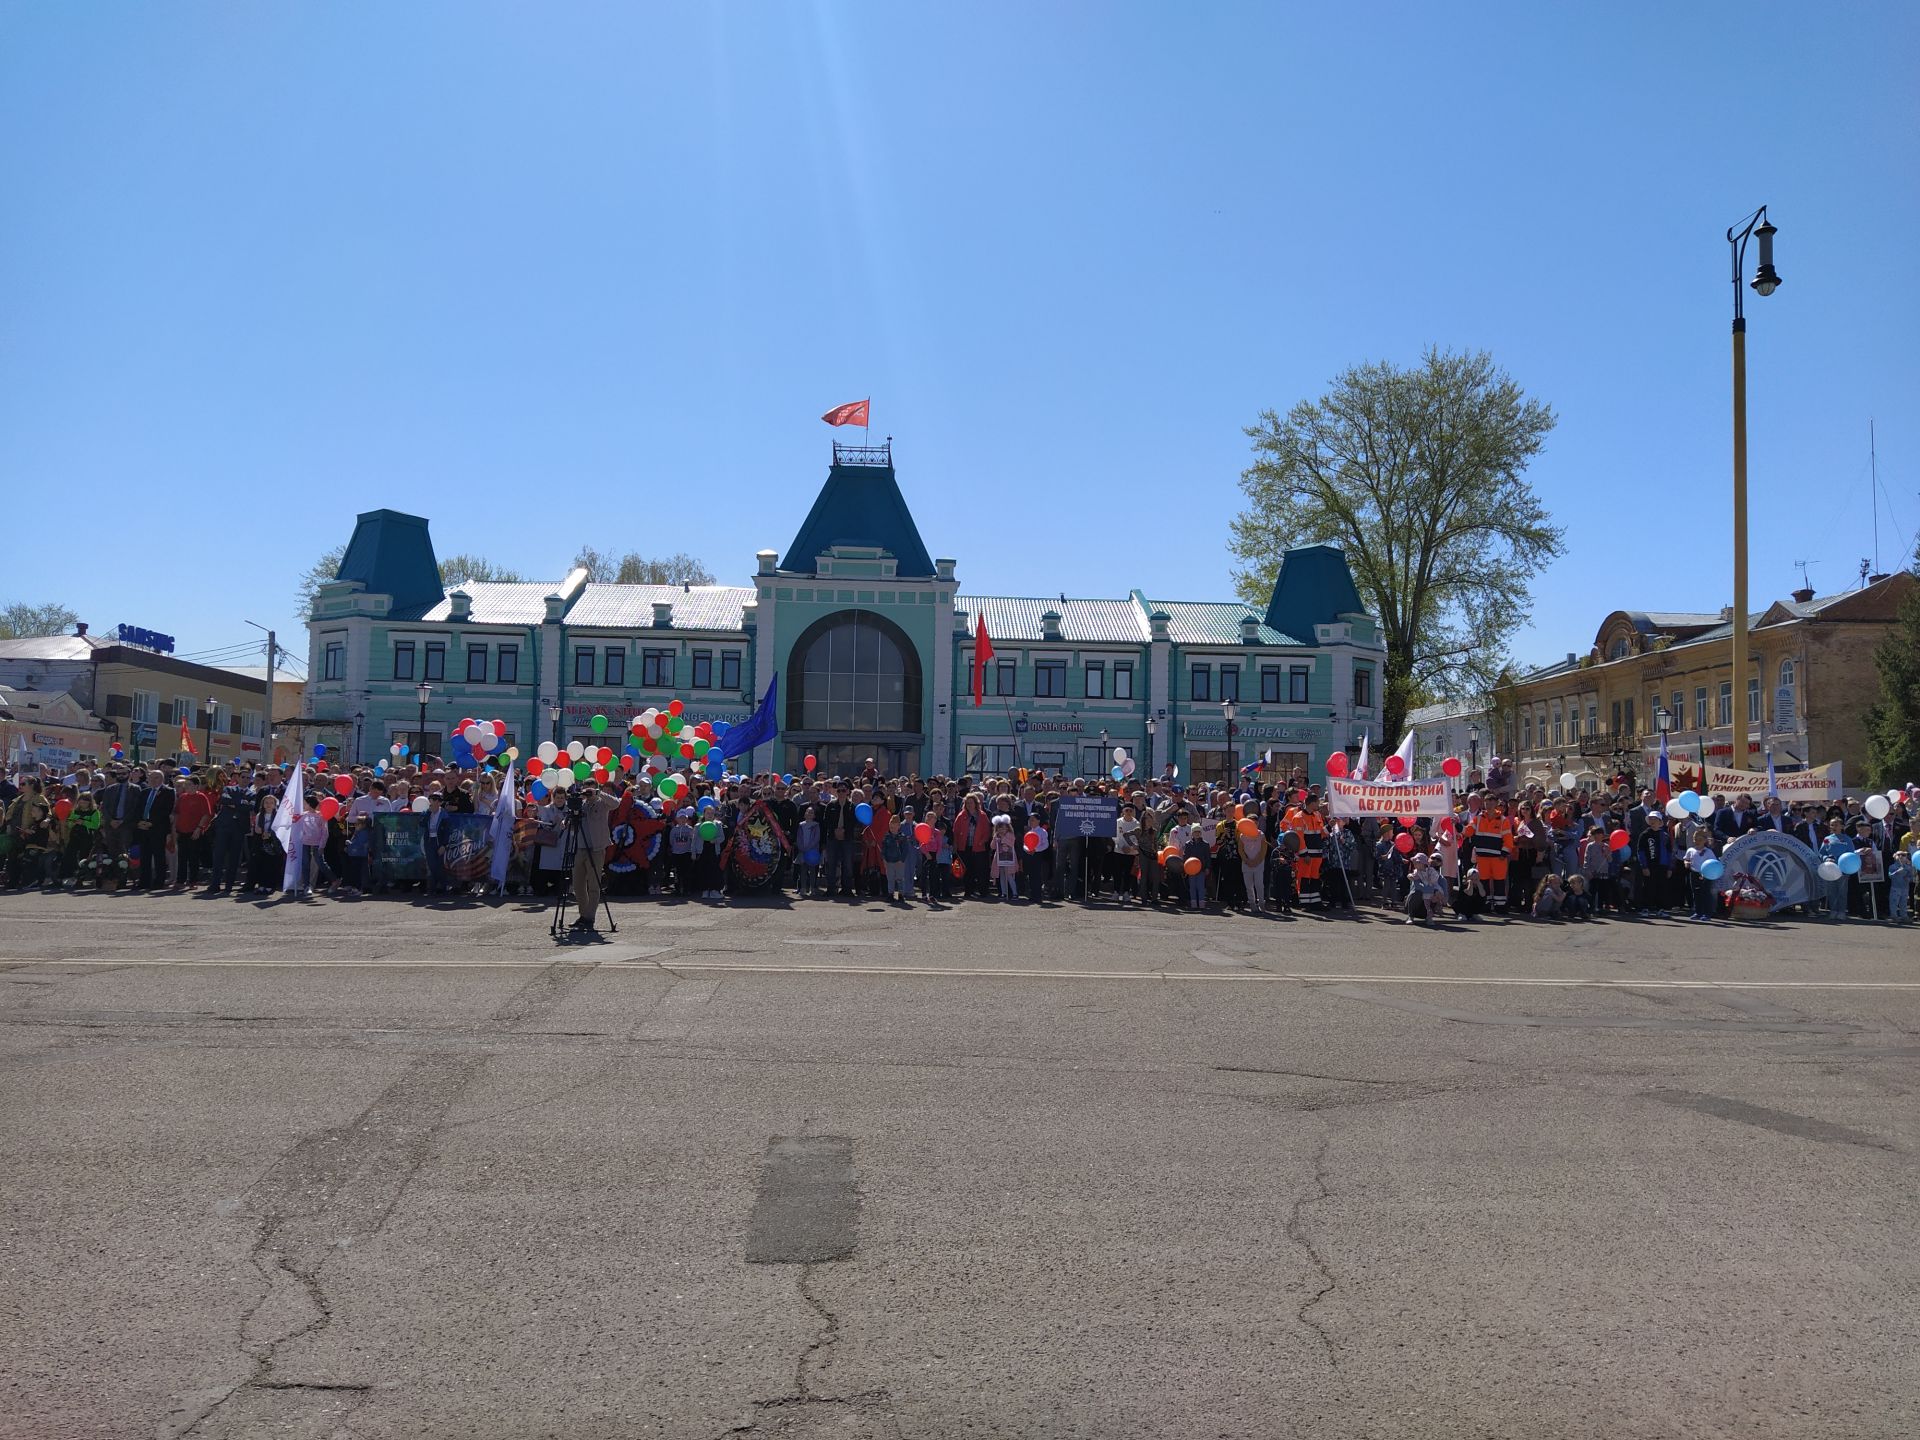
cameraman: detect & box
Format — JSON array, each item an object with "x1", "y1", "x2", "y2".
[{"x1": 568, "y1": 780, "x2": 620, "y2": 932}]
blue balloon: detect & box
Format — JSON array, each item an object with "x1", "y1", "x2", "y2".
[
  {"x1": 530, "y1": 779, "x2": 548, "y2": 799},
  {"x1": 783, "y1": 774, "x2": 795, "y2": 784},
  {"x1": 712, "y1": 720, "x2": 730, "y2": 737},
  {"x1": 697, "y1": 796, "x2": 716, "y2": 813},
  {"x1": 1111, "y1": 765, "x2": 1125, "y2": 780},
  {"x1": 1678, "y1": 790, "x2": 1701, "y2": 814},
  {"x1": 1838, "y1": 850, "x2": 1863, "y2": 876},
  {"x1": 313, "y1": 743, "x2": 326, "y2": 757},
  {"x1": 854, "y1": 802, "x2": 873, "y2": 825},
  {"x1": 398, "y1": 744, "x2": 409, "y2": 756},
  {"x1": 1700, "y1": 857, "x2": 1725, "y2": 881}
]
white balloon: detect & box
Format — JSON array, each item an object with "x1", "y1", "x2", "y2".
[
  {"x1": 537, "y1": 741, "x2": 558, "y2": 763},
  {"x1": 1864, "y1": 794, "x2": 1891, "y2": 820},
  {"x1": 410, "y1": 796, "x2": 429, "y2": 813},
  {"x1": 567, "y1": 740, "x2": 585, "y2": 761},
  {"x1": 1890, "y1": 789, "x2": 1906, "y2": 805},
  {"x1": 1123, "y1": 758, "x2": 1137, "y2": 777},
  {"x1": 549, "y1": 766, "x2": 573, "y2": 789},
  {"x1": 1112, "y1": 747, "x2": 1127, "y2": 764},
  {"x1": 1696, "y1": 795, "x2": 1716, "y2": 818},
  {"x1": 1817, "y1": 860, "x2": 1841, "y2": 882},
  {"x1": 1559, "y1": 772, "x2": 1577, "y2": 791},
  {"x1": 463, "y1": 723, "x2": 483, "y2": 744},
  {"x1": 1665, "y1": 798, "x2": 1689, "y2": 821},
  {"x1": 389, "y1": 743, "x2": 402, "y2": 756}
]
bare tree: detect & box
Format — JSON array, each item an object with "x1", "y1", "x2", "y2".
[{"x1": 0, "y1": 601, "x2": 80, "y2": 639}]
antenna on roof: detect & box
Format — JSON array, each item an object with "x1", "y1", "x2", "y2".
[
  {"x1": 1858, "y1": 558, "x2": 1871, "y2": 589},
  {"x1": 1792, "y1": 559, "x2": 1813, "y2": 591}
]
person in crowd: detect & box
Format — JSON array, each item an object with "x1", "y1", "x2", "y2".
[
  {"x1": 795, "y1": 806, "x2": 821, "y2": 898},
  {"x1": 1404, "y1": 851, "x2": 1446, "y2": 926},
  {"x1": 990, "y1": 812, "x2": 1019, "y2": 899},
  {"x1": 1238, "y1": 815, "x2": 1268, "y2": 914},
  {"x1": 1682, "y1": 825, "x2": 1718, "y2": 921}
]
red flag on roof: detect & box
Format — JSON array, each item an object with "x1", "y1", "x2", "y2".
[
  {"x1": 821, "y1": 398, "x2": 870, "y2": 427},
  {"x1": 180, "y1": 717, "x2": 197, "y2": 757},
  {"x1": 972, "y1": 613, "x2": 994, "y2": 707}
]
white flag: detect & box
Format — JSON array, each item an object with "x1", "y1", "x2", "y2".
[
  {"x1": 275, "y1": 759, "x2": 306, "y2": 892},
  {"x1": 1355, "y1": 733, "x2": 1370, "y2": 782},
  {"x1": 489, "y1": 761, "x2": 517, "y2": 887},
  {"x1": 1388, "y1": 729, "x2": 1416, "y2": 782}
]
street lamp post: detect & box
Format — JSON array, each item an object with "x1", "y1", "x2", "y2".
[
  {"x1": 353, "y1": 711, "x2": 364, "y2": 764},
  {"x1": 548, "y1": 700, "x2": 562, "y2": 747},
  {"x1": 1726, "y1": 206, "x2": 1782, "y2": 771},
  {"x1": 1655, "y1": 705, "x2": 1675, "y2": 736},
  {"x1": 1098, "y1": 728, "x2": 1108, "y2": 780},
  {"x1": 1468, "y1": 723, "x2": 1480, "y2": 785},
  {"x1": 202, "y1": 695, "x2": 216, "y2": 764},
  {"x1": 1145, "y1": 716, "x2": 1156, "y2": 783},
  {"x1": 1221, "y1": 699, "x2": 1237, "y2": 781},
  {"x1": 415, "y1": 683, "x2": 432, "y2": 757}
]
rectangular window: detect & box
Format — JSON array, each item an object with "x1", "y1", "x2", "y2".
[
  {"x1": 323, "y1": 644, "x2": 343, "y2": 681},
  {"x1": 392, "y1": 642, "x2": 415, "y2": 681},
  {"x1": 642, "y1": 649, "x2": 674, "y2": 687},
  {"x1": 173, "y1": 695, "x2": 196, "y2": 729},
  {"x1": 720, "y1": 653, "x2": 741, "y2": 691},
  {"x1": 1035, "y1": 659, "x2": 1066, "y2": 697},
  {"x1": 574, "y1": 648, "x2": 595, "y2": 686},
  {"x1": 1114, "y1": 662, "x2": 1133, "y2": 700},
  {"x1": 1261, "y1": 666, "x2": 1282, "y2": 704},
  {"x1": 1716, "y1": 681, "x2": 1733, "y2": 726},
  {"x1": 1081, "y1": 744, "x2": 1111, "y2": 778},
  {"x1": 497, "y1": 645, "x2": 518, "y2": 684},
  {"x1": 424, "y1": 643, "x2": 445, "y2": 681},
  {"x1": 1084, "y1": 661, "x2": 1104, "y2": 699},
  {"x1": 1552, "y1": 705, "x2": 1564, "y2": 746},
  {"x1": 132, "y1": 690, "x2": 158, "y2": 724},
  {"x1": 1747, "y1": 677, "x2": 1761, "y2": 725},
  {"x1": 1523, "y1": 711, "x2": 1533, "y2": 750},
  {"x1": 1624, "y1": 697, "x2": 1636, "y2": 737},
  {"x1": 691, "y1": 650, "x2": 713, "y2": 688},
  {"x1": 1586, "y1": 701, "x2": 1598, "y2": 736},
  {"x1": 603, "y1": 648, "x2": 625, "y2": 686},
  {"x1": 467, "y1": 647, "x2": 488, "y2": 683},
  {"x1": 1673, "y1": 690, "x2": 1685, "y2": 728},
  {"x1": 1694, "y1": 686, "x2": 1708, "y2": 729},
  {"x1": 1353, "y1": 668, "x2": 1372, "y2": 709},
  {"x1": 1189, "y1": 665, "x2": 1211, "y2": 702},
  {"x1": 964, "y1": 743, "x2": 1017, "y2": 777},
  {"x1": 1219, "y1": 666, "x2": 1239, "y2": 703},
  {"x1": 1611, "y1": 701, "x2": 1622, "y2": 738},
  {"x1": 997, "y1": 661, "x2": 1017, "y2": 697},
  {"x1": 1568, "y1": 704, "x2": 1581, "y2": 741},
  {"x1": 243, "y1": 709, "x2": 263, "y2": 739},
  {"x1": 1288, "y1": 666, "x2": 1310, "y2": 704}
]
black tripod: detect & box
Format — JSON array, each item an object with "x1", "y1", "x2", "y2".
[{"x1": 547, "y1": 800, "x2": 617, "y2": 940}]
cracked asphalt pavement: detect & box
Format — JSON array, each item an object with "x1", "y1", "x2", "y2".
[{"x1": 2, "y1": 890, "x2": 1917, "y2": 1438}]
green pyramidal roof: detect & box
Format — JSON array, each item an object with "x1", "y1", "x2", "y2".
[
  {"x1": 780, "y1": 443, "x2": 935, "y2": 577},
  {"x1": 337, "y1": 509, "x2": 443, "y2": 618},
  {"x1": 1263, "y1": 544, "x2": 1366, "y2": 646}
]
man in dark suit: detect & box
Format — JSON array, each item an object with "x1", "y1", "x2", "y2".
[
  {"x1": 133, "y1": 770, "x2": 175, "y2": 889},
  {"x1": 1626, "y1": 788, "x2": 1658, "y2": 845},
  {"x1": 98, "y1": 767, "x2": 141, "y2": 857}
]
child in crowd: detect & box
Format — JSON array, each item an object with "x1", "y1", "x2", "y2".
[
  {"x1": 1182, "y1": 826, "x2": 1210, "y2": 911},
  {"x1": 1683, "y1": 825, "x2": 1717, "y2": 922},
  {"x1": 1889, "y1": 847, "x2": 1912, "y2": 924},
  {"x1": 669, "y1": 809, "x2": 695, "y2": 895},
  {"x1": 990, "y1": 813, "x2": 1019, "y2": 899},
  {"x1": 795, "y1": 806, "x2": 821, "y2": 897},
  {"x1": 1404, "y1": 852, "x2": 1447, "y2": 926},
  {"x1": 1532, "y1": 871, "x2": 1565, "y2": 920},
  {"x1": 1563, "y1": 872, "x2": 1593, "y2": 920},
  {"x1": 345, "y1": 815, "x2": 373, "y2": 892},
  {"x1": 1580, "y1": 826, "x2": 1615, "y2": 912},
  {"x1": 1269, "y1": 842, "x2": 1296, "y2": 915},
  {"x1": 881, "y1": 812, "x2": 912, "y2": 902}
]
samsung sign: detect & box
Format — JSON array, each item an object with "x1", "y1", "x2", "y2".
[{"x1": 116, "y1": 624, "x2": 176, "y2": 654}]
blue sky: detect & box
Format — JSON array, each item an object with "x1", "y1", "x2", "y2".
[{"x1": 4, "y1": 2, "x2": 1915, "y2": 675}]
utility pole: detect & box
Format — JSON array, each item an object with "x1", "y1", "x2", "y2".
[{"x1": 247, "y1": 621, "x2": 277, "y2": 764}]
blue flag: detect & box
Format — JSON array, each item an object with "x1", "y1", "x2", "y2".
[{"x1": 719, "y1": 676, "x2": 778, "y2": 760}]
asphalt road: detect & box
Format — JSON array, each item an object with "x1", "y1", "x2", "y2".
[{"x1": 3, "y1": 888, "x2": 1917, "y2": 1439}]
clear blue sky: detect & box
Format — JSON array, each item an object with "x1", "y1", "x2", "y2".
[{"x1": 4, "y1": 2, "x2": 1916, "y2": 675}]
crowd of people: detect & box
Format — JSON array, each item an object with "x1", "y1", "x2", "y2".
[{"x1": 4, "y1": 751, "x2": 1916, "y2": 931}]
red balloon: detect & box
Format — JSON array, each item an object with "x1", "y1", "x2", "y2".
[
  {"x1": 333, "y1": 774, "x2": 354, "y2": 795},
  {"x1": 1383, "y1": 754, "x2": 1406, "y2": 777},
  {"x1": 54, "y1": 798, "x2": 73, "y2": 821},
  {"x1": 619, "y1": 753, "x2": 635, "y2": 770},
  {"x1": 457, "y1": 718, "x2": 473, "y2": 733},
  {"x1": 695, "y1": 722, "x2": 714, "y2": 740},
  {"x1": 668, "y1": 699, "x2": 684, "y2": 717},
  {"x1": 1394, "y1": 831, "x2": 1415, "y2": 854},
  {"x1": 915, "y1": 822, "x2": 933, "y2": 844},
  {"x1": 1023, "y1": 830, "x2": 1040, "y2": 852},
  {"x1": 1399, "y1": 815, "x2": 1419, "y2": 829},
  {"x1": 492, "y1": 719, "x2": 506, "y2": 736},
  {"x1": 803, "y1": 753, "x2": 817, "y2": 772},
  {"x1": 526, "y1": 757, "x2": 544, "y2": 777},
  {"x1": 1609, "y1": 828, "x2": 1631, "y2": 851},
  {"x1": 592, "y1": 767, "x2": 609, "y2": 783},
  {"x1": 1441, "y1": 756, "x2": 1463, "y2": 778},
  {"x1": 1325, "y1": 752, "x2": 1349, "y2": 778},
  {"x1": 596, "y1": 746, "x2": 612, "y2": 765},
  {"x1": 314, "y1": 759, "x2": 328, "y2": 772},
  {"x1": 318, "y1": 796, "x2": 340, "y2": 820}
]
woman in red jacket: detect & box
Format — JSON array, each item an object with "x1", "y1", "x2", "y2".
[{"x1": 951, "y1": 793, "x2": 994, "y2": 899}]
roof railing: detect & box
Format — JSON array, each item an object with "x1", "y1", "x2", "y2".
[{"x1": 832, "y1": 439, "x2": 891, "y2": 467}]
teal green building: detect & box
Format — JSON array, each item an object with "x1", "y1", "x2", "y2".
[{"x1": 306, "y1": 441, "x2": 1386, "y2": 782}]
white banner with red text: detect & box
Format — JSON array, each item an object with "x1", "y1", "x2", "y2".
[{"x1": 1327, "y1": 778, "x2": 1454, "y2": 818}]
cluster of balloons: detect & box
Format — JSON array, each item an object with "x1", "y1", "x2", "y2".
[
  {"x1": 1663, "y1": 790, "x2": 1716, "y2": 821},
  {"x1": 449, "y1": 717, "x2": 516, "y2": 770},
  {"x1": 1108, "y1": 745, "x2": 1137, "y2": 782},
  {"x1": 1324, "y1": 752, "x2": 1412, "y2": 779},
  {"x1": 1023, "y1": 826, "x2": 1050, "y2": 853}
]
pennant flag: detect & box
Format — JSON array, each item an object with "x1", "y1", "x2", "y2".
[
  {"x1": 972, "y1": 613, "x2": 994, "y2": 707},
  {"x1": 1355, "y1": 733, "x2": 1370, "y2": 782},
  {"x1": 274, "y1": 759, "x2": 306, "y2": 892},
  {"x1": 1387, "y1": 730, "x2": 1415, "y2": 782},
  {"x1": 1655, "y1": 731, "x2": 1672, "y2": 803},
  {"x1": 718, "y1": 677, "x2": 780, "y2": 759},
  {"x1": 490, "y1": 761, "x2": 517, "y2": 887},
  {"x1": 821, "y1": 398, "x2": 870, "y2": 428},
  {"x1": 180, "y1": 717, "x2": 197, "y2": 756}
]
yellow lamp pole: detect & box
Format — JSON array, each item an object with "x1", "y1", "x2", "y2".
[{"x1": 1725, "y1": 206, "x2": 1781, "y2": 772}]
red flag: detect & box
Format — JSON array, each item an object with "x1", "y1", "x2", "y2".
[
  {"x1": 180, "y1": 717, "x2": 197, "y2": 756},
  {"x1": 972, "y1": 613, "x2": 994, "y2": 707},
  {"x1": 821, "y1": 398, "x2": 870, "y2": 428}
]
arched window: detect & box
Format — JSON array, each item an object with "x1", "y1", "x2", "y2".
[
  {"x1": 1778, "y1": 658, "x2": 1795, "y2": 689},
  {"x1": 1608, "y1": 637, "x2": 1630, "y2": 661},
  {"x1": 786, "y1": 610, "x2": 923, "y2": 734}
]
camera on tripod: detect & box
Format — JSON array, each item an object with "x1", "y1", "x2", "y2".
[{"x1": 563, "y1": 789, "x2": 587, "y2": 820}]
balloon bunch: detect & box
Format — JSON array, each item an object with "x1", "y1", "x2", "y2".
[
  {"x1": 1663, "y1": 789, "x2": 1714, "y2": 822},
  {"x1": 446, "y1": 717, "x2": 518, "y2": 770},
  {"x1": 1107, "y1": 745, "x2": 1136, "y2": 782}
]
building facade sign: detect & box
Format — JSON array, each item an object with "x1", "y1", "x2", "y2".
[{"x1": 1183, "y1": 721, "x2": 1323, "y2": 742}]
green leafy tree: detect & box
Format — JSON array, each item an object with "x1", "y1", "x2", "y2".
[
  {"x1": 438, "y1": 554, "x2": 525, "y2": 588},
  {"x1": 1863, "y1": 540, "x2": 1920, "y2": 788},
  {"x1": 0, "y1": 601, "x2": 80, "y2": 639},
  {"x1": 296, "y1": 545, "x2": 346, "y2": 617},
  {"x1": 573, "y1": 546, "x2": 715, "y2": 585},
  {"x1": 1230, "y1": 348, "x2": 1564, "y2": 745}
]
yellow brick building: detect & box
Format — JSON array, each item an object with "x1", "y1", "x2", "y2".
[{"x1": 1496, "y1": 573, "x2": 1913, "y2": 789}]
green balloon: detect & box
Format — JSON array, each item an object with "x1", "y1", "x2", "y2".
[
  {"x1": 698, "y1": 819, "x2": 719, "y2": 842},
  {"x1": 573, "y1": 760, "x2": 591, "y2": 780},
  {"x1": 590, "y1": 714, "x2": 608, "y2": 734}
]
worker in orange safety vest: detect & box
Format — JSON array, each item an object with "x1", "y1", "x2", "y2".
[{"x1": 1462, "y1": 801, "x2": 1516, "y2": 910}]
